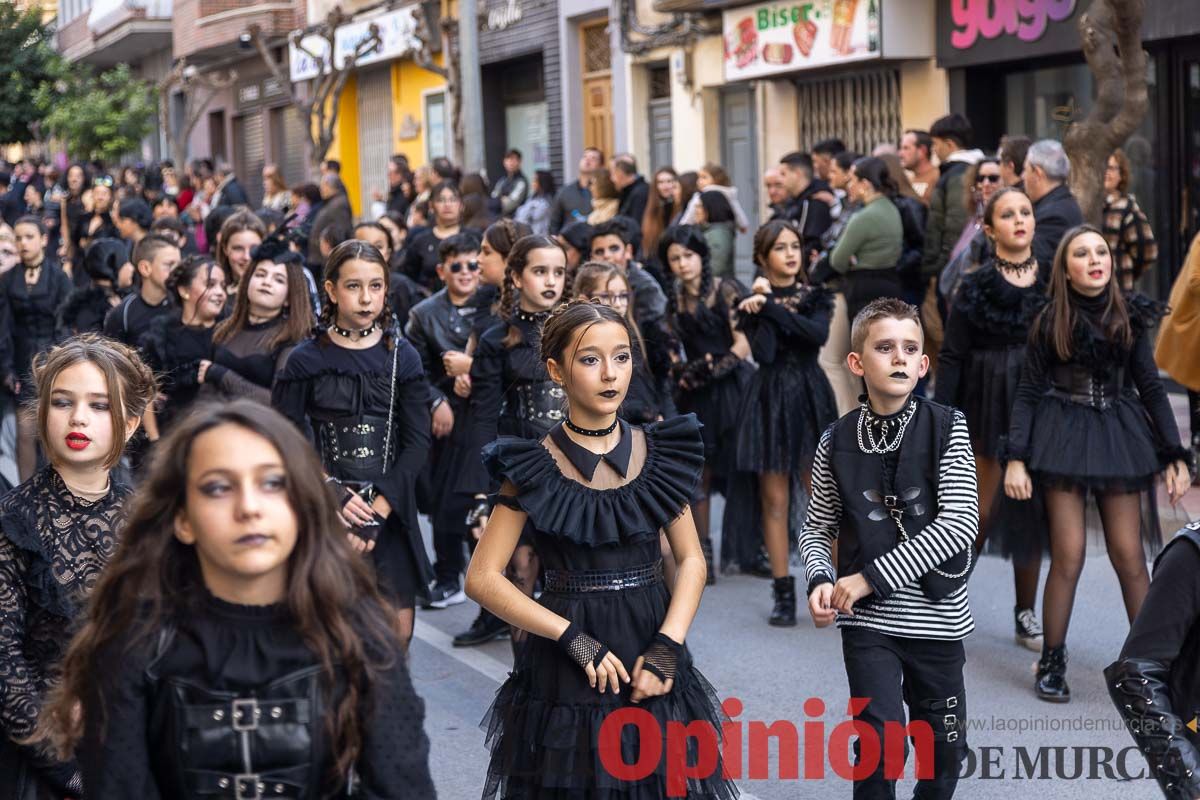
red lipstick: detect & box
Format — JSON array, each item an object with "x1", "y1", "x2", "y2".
[{"x1": 65, "y1": 432, "x2": 90, "y2": 451}]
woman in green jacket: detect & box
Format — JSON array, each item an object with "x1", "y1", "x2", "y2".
[
  {"x1": 831, "y1": 156, "x2": 904, "y2": 321},
  {"x1": 696, "y1": 190, "x2": 738, "y2": 279}
]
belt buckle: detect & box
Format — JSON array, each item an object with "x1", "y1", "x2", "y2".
[
  {"x1": 231, "y1": 698, "x2": 259, "y2": 732},
  {"x1": 235, "y1": 774, "x2": 262, "y2": 800}
]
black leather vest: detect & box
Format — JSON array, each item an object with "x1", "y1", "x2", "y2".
[
  {"x1": 828, "y1": 398, "x2": 953, "y2": 582},
  {"x1": 146, "y1": 635, "x2": 345, "y2": 799}
]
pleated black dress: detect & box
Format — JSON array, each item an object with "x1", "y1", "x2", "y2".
[{"x1": 479, "y1": 415, "x2": 738, "y2": 800}]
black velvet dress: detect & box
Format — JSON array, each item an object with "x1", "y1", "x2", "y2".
[
  {"x1": 0, "y1": 260, "x2": 72, "y2": 399},
  {"x1": 936, "y1": 264, "x2": 1048, "y2": 561},
  {"x1": 479, "y1": 415, "x2": 737, "y2": 800},
  {"x1": 0, "y1": 467, "x2": 129, "y2": 800},
  {"x1": 80, "y1": 592, "x2": 437, "y2": 799},
  {"x1": 272, "y1": 333, "x2": 434, "y2": 607},
  {"x1": 138, "y1": 314, "x2": 217, "y2": 433}
]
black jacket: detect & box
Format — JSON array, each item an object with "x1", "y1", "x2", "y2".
[
  {"x1": 213, "y1": 177, "x2": 249, "y2": 209},
  {"x1": 617, "y1": 176, "x2": 650, "y2": 225},
  {"x1": 1032, "y1": 184, "x2": 1084, "y2": 276},
  {"x1": 306, "y1": 193, "x2": 353, "y2": 266},
  {"x1": 549, "y1": 180, "x2": 592, "y2": 233},
  {"x1": 782, "y1": 184, "x2": 834, "y2": 259}
]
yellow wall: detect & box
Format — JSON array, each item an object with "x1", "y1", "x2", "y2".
[
  {"x1": 900, "y1": 60, "x2": 950, "y2": 132},
  {"x1": 326, "y1": 75, "x2": 362, "y2": 217},
  {"x1": 392, "y1": 54, "x2": 447, "y2": 169}
]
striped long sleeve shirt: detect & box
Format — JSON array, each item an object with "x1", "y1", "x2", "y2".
[{"x1": 799, "y1": 412, "x2": 978, "y2": 640}]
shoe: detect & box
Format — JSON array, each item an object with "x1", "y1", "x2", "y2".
[
  {"x1": 1014, "y1": 606, "x2": 1044, "y2": 652},
  {"x1": 769, "y1": 576, "x2": 797, "y2": 627},
  {"x1": 1035, "y1": 644, "x2": 1070, "y2": 703},
  {"x1": 700, "y1": 538, "x2": 716, "y2": 585},
  {"x1": 744, "y1": 548, "x2": 773, "y2": 578},
  {"x1": 452, "y1": 609, "x2": 510, "y2": 647},
  {"x1": 427, "y1": 578, "x2": 467, "y2": 609}
]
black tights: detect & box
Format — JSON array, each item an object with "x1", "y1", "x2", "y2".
[
  {"x1": 1041, "y1": 488, "x2": 1149, "y2": 649},
  {"x1": 1189, "y1": 390, "x2": 1200, "y2": 445},
  {"x1": 506, "y1": 543, "x2": 539, "y2": 659},
  {"x1": 397, "y1": 607, "x2": 414, "y2": 653}
]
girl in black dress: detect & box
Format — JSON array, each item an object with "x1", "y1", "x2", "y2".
[
  {"x1": 402, "y1": 181, "x2": 468, "y2": 292},
  {"x1": 1005, "y1": 224, "x2": 1193, "y2": 703},
  {"x1": 273, "y1": 240, "x2": 433, "y2": 645},
  {"x1": 201, "y1": 238, "x2": 314, "y2": 405},
  {"x1": 36, "y1": 400, "x2": 435, "y2": 799},
  {"x1": 657, "y1": 225, "x2": 754, "y2": 575},
  {"x1": 463, "y1": 236, "x2": 568, "y2": 653},
  {"x1": 935, "y1": 188, "x2": 1048, "y2": 651},
  {"x1": 2, "y1": 216, "x2": 72, "y2": 480},
  {"x1": 735, "y1": 219, "x2": 836, "y2": 626},
  {"x1": 138, "y1": 256, "x2": 227, "y2": 440},
  {"x1": 355, "y1": 220, "x2": 429, "y2": 332},
  {"x1": 0, "y1": 335, "x2": 155, "y2": 800},
  {"x1": 466, "y1": 300, "x2": 736, "y2": 800},
  {"x1": 56, "y1": 238, "x2": 125, "y2": 337}
]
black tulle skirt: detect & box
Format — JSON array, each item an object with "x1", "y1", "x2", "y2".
[
  {"x1": 480, "y1": 582, "x2": 738, "y2": 800},
  {"x1": 676, "y1": 362, "x2": 754, "y2": 478},
  {"x1": 734, "y1": 356, "x2": 836, "y2": 474},
  {"x1": 960, "y1": 346, "x2": 1023, "y2": 460},
  {"x1": 1025, "y1": 393, "x2": 1165, "y2": 493}
]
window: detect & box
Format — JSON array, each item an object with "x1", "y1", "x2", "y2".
[{"x1": 424, "y1": 91, "x2": 449, "y2": 162}]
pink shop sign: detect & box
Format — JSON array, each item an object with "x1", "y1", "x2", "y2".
[{"x1": 949, "y1": 0, "x2": 1077, "y2": 50}]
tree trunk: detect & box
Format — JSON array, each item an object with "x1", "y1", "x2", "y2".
[{"x1": 1062, "y1": 0, "x2": 1148, "y2": 225}]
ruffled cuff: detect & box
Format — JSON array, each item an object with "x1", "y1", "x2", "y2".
[
  {"x1": 1158, "y1": 444, "x2": 1196, "y2": 474},
  {"x1": 996, "y1": 435, "x2": 1029, "y2": 466}
]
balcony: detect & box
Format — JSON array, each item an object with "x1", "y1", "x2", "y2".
[
  {"x1": 57, "y1": 0, "x2": 173, "y2": 67},
  {"x1": 172, "y1": 0, "x2": 301, "y2": 62},
  {"x1": 651, "y1": 0, "x2": 742, "y2": 12}
]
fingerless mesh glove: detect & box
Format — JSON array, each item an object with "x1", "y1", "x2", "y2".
[
  {"x1": 558, "y1": 622, "x2": 609, "y2": 670},
  {"x1": 640, "y1": 632, "x2": 684, "y2": 683}
]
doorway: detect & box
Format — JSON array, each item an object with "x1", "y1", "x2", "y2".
[{"x1": 720, "y1": 86, "x2": 758, "y2": 280}]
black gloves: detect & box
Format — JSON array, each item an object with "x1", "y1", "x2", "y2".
[
  {"x1": 639, "y1": 632, "x2": 683, "y2": 683},
  {"x1": 558, "y1": 622, "x2": 608, "y2": 671}
]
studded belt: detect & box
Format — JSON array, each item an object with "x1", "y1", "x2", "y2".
[
  {"x1": 317, "y1": 414, "x2": 393, "y2": 473},
  {"x1": 510, "y1": 381, "x2": 566, "y2": 427},
  {"x1": 543, "y1": 561, "x2": 664, "y2": 593}
]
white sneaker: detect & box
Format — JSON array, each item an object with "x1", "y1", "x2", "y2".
[
  {"x1": 428, "y1": 580, "x2": 467, "y2": 609},
  {"x1": 1015, "y1": 607, "x2": 1044, "y2": 652}
]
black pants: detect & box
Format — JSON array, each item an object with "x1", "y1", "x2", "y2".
[
  {"x1": 432, "y1": 493, "x2": 472, "y2": 584},
  {"x1": 840, "y1": 627, "x2": 967, "y2": 800}
]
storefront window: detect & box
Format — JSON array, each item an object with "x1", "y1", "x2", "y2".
[
  {"x1": 425, "y1": 91, "x2": 448, "y2": 162},
  {"x1": 504, "y1": 101, "x2": 551, "y2": 171},
  {"x1": 1005, "y1": 57, "x2": 1162, "y2": 268}
]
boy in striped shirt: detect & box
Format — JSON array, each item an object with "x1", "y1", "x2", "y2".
[{"x1": 801, "y1": 297, "x2": 978, "y2": 799}]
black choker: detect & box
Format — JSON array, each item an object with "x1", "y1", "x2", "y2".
[
  {"x1": 332, "y1": 320, "x2": 378, "y2": 339},
  {"x1": 564, "y1": 417, "x2": 618, "y2": 437},
  {"x1": 516, "y1": 308, "x2": 549, "y2": 324},
  {"x1": 995, "y1": 255, "x2": 1037, "y2": 277}
]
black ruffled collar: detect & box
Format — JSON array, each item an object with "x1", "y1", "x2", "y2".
[
  {"x1": 955, "y1": 264, "x2": 1047, "y2": 336},
  {"x1": 549, "y1": 420, "x2": 632, "y2": 481}
]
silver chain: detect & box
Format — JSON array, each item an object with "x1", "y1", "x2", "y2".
[
  {"x1": 856, "y1": 398, "x2": 916, "y2": 455},
  {"x1": 381, "y1": 340, "x2": 398, "y2": 472}
]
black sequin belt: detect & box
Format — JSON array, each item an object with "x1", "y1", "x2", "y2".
[{"x1": 543, "y1": 561, "x2": 664, "y2": 593}]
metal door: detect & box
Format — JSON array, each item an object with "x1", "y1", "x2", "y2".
[
  {"x1": 233, "y1": 111, "x2": 264, "y2": 208},
  {"x1": 357, "y1": 66, "x2": 394, "y2": 220},
  {"x1": 720, "y1": 86, "x2": 758, "y2": 280},
  {"x1": 272, "y1": 105, "x2": 310, "y2": 189},
  {"x1": 649, "y1": 98, "x2": 673, "y2": 171},
  {"x1": 795, "y1": 69, "x2": 901, "y2": 155}
]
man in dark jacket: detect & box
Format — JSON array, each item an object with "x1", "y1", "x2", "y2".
[
  {"x1": 611, "y1": 153, "x2": 649, "y2": 224},
  {"x1": 385, "y1": 155, "x2": 411, "y2": 218},
  {"x1": 307, "y1": 174, "x2": 353, "y2": 267},
  {"x1": 210, "y1": 161, "x2": 250, "y2": 208},
  {"x1": 919, "y1": 114, "x2": 985, "y2": 283},
  {"x1": 549, "y1": 147, "x2": 602, "y2": 233},
  {"x1": 1023, "y1": 138, "x2": 1084, "y2": 274},
  {"x1": 778, "y1": 151, "x2": 834, "y2": 260},
  {"x1": 490, "y1": 149, "x2": 529, "y2": 217}
]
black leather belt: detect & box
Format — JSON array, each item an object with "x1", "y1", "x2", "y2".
[
  {"x1": 1048, "y1": 364, "x2": 1125, "y2": 410},
  {"x1": 317, "y1": 414, "x2": 393, "y2": 472},
  {"x1": 543, "y1": 561, "x2": 664, "y2": 593}
]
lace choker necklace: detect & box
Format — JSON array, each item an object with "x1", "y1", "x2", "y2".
[
  {"x1": 516, "y1": 308, "x2": 549, "y2": 324},
  {"x1": 995, "y1": 254, "x2": 1037, "y2": 277},
  {"x1": 564, "y1": 416, "x2": 618, "y2": 437},
  {"x1": 331, "y1": 320, "x2": 378, "y2": 340}
]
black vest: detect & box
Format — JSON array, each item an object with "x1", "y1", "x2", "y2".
[
  {"x1": 828, "y1": 398, "x2": 960, "y2": 589},
  {"x1": 146, "y1": 630, "x2": 347, "y2": 799}
]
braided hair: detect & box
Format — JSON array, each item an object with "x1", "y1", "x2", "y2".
[
  {"x1": 319, "y1": 240, "x2": 399, "y2": 351},
  {"x1": 499, "y1": 235, "x2": 567, "y2": 349},
  {"x1": 656, "y1": 225, "x2": 713, "y2": 319},
  {"x1": 483, "y1": 218, "x2": 532, "y2": 259}
]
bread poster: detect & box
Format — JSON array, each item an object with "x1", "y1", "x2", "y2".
[{"x1": 723, "y1": 0, "x2": 881, "y2": 81}]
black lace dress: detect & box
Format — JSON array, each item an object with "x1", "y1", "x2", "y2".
[
  {"x1": 936, "y1": 265, "x2": 1048, "y2": 561},
  {"x1": 733, "y1": 283, "x2": 836, "y2": 473},
  {"x1": 479, "y1": 415, "x2": 737, "y2": 800},
  {"x1": 0, "y1": 467, "x2": 130, "y2": 800},
  {"x1": 272, "y1": 334, "x2": 434, "y2": 607}
]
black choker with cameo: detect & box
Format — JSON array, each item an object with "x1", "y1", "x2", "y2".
[
  {"x1": 564, "y1": 416, "x2": 618, "y2": 437},
  {"x1": 331, "y1": 320, "x2": 379, "y2": 340},
  {"x1": 995, "y1": 254, "x2": 1037, "y2": 277}
]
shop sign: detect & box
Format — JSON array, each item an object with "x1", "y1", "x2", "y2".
[
  {"x1": 485, "y1": 0, "x2": 523, "y2": 32},
  {"x1": 723, "y1": 0, "x2": 881, "y2": 82},
  {"x1": 948, "y1": 0, "x2": 1076, "y2": 50},
  {"x1": 289, "y1": 5, "x2": 423, "y2": 83}
]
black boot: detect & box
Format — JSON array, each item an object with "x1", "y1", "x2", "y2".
[
  {"x1": 1035, "y1": 644, "x2": 1070, "y2": 703},
  {"x1": 769, "y1": 576, "x2": 797, "y2": 627},
  {"x1": 744, "y1": 547, "x2": 773, "y2": 578},
  {"x1": 700, "y1": 538, "x2": 716, "y2": 585},
  {"x1": 453, "y1": 608, "x2": 510, "y2": 647}
]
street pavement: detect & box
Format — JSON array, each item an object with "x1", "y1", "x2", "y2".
[{"x1": 411, "y1": 396, "x2": 1197, "y2": 799}]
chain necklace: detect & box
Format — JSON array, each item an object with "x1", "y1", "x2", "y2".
[
  {"x1": 995, "y1": 254, "x2": 1037, "y2": 277},
  {"x1": 856, "y1": 398, "x2": 917, "y2": 455},
  {"x1": 331, "y1": 320, "x2": 378, "y2": 340}
]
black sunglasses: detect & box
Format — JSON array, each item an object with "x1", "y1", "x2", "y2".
[
  {"x1": 977, "y1": 174, "x2": 1002, "y2": 184},
  {"x1": 449, "y1": 260, "x2": 479, "y2": 274}
]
